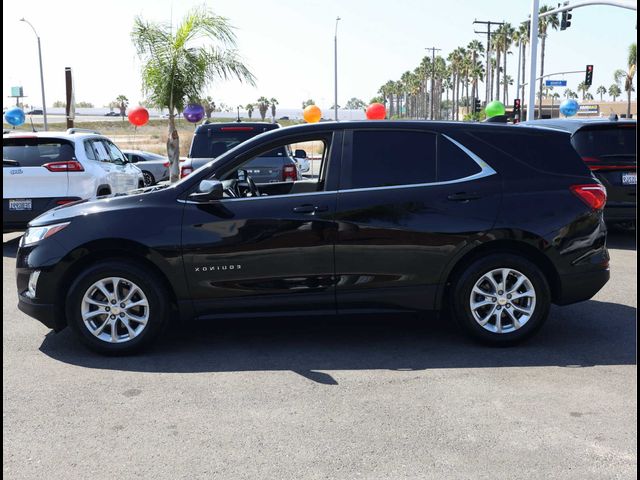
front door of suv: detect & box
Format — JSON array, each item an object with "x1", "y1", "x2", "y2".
[
  {"x1": 334, "y1": 128, "x2": 502, "y2": 313},
  {"x1": 180, "y1": 131, "x2": 342, "y2": 318}
]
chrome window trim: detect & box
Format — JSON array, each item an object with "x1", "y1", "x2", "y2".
[{"x1": 177, "y1": 136, "x2": 496, "y2": 203}]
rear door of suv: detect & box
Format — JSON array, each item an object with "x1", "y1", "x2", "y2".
[
  {"x1": 571, "y1": 123, "x2": 636, "y2": 219},
  {"x1": 3, "y1": 136, "x2": 74, "y2": 227},
  {"x1": 334, "y1": 127, "x2": 502, "y2": 312}
]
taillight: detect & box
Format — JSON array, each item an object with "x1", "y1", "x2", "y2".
[
  {"x1": 181, "y1": 166, "x2": 194, "y2": 178},
  {"x1": 163, "y1": 161, "x2": 170, "y2": 168},
  {"x1": 570, "y1": 184, "x2": 607, "y2": 210},
  {"x1": 283, "y1": 164, "x2": 297, "y2": 182},
  {"x1": 43, "y1": 161, "x2": 84, "y2": 172},
  {"x1": 56, "y1": 199, "x2": 78, "y2": 205},
  {"x1": 587, "y1": 165, "x2": 637, "y2": 172}
]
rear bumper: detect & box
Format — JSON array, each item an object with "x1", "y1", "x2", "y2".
[
  {"x1": 555, "y1": 268, "x2": 610, "y2": 306},
  {"x1": 3, "y1": 197, "x2": 81, "y2": 231},
  {"x1": 604, "y1": 204, "x2": 636, "y2": 223}
]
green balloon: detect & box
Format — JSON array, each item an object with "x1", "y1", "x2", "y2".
[{"x1": 485, "y1": 100, "x2": 506, "y2": 118}]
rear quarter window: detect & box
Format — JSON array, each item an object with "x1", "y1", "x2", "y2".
[
  {"x1": 3, "y1": 138, "x2": 75, "y2": 167},
  {"x1": 437, "y1": 135, "x2": 482, "y2": 181}
]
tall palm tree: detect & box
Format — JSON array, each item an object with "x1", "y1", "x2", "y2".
[
  {"x1": 115, "y1": 95, "x2": 128, "y2": 120},
  {"x1": 584, "y1": 93, "x2": 594, "y2": 101},
  {"x1": 132, "y1": 6, "x2": 255, "y2": 182},
  {"x1": 577, "y1": 81, "x2": 590, "y2": 100},
  {"x1": 467, "y1": 40, "x2": 485, "y2": 106},
  {"x1": 513, "y1": 22, "x2": 530, "y2": 102},
  {"x1": 614, "y1": 42, "x2": 637, "y2": 117},
  {"x1": 608, "y1": 84, "x2": 622, "y2": 101},
  {"x1": 245, "y1": 103, "x2": 254, "y2": 119},
  {"x1": 433, "y1": 56, "x2": 448, "y2": 119},
  {"x1": 269, "y1": 98, "x2": 278, "y2": 120},
  {"x1": 537, "y1": 5, "x2": 559, "y2": 118},
  {"x1": 256, "y1": 97, "x2": 270, "y2": 121},
  {"x1": 493, "y1": 23, "x2": 514, "y2": 103},
  {"x1": 596, "y1": 86, "x2": 607, "y2": 101},
  {"x1": 501, "y1": 75, "x2": 514, "y2": 104}
]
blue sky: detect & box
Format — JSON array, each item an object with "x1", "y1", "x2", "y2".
[{"x1": 2, "y1": 0, "x2": 637, "y2": 110}]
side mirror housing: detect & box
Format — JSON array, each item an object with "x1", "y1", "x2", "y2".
[
  {"x1": 189, "y1": 179, "x2": 224, "y2": 202},
  {"x1": 294, "y1": 149, "x2": 307, "y2": 159}
]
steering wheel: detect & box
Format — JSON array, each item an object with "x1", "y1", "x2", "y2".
[{"x1": 245, "y1": 175, "x2": 260, "y2": 197}]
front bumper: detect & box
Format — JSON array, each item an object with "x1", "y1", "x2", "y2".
[{"x1": 17, "y1": 293, "x2": 65, "y2": 331}]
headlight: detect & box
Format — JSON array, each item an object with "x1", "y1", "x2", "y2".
[{"x1": 22, "y1": 222, "x2": 70, "y2": 246}]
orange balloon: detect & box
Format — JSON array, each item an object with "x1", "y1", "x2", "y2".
[
  {"x1": 366, "y1": 103, "x2": 386, "y2": 120},
  {"x1": 303, "y1": 105, "x2": 322, "y2": 123}
]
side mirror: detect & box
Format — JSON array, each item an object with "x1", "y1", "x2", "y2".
[
  {"x1": 294, "y1": 149, "x2": 307, "y2": 159},
  {"x1": 189, "y1": 179, "x2": 224, "y2": 202}
]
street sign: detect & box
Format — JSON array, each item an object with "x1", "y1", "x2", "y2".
[{"x1": 545, "y1": 80, "x2": 567, "y2": 87}]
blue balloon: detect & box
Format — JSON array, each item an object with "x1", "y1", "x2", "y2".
[
  {"x1": 559, "y1": 99, "x2": 579, "y2": 117},
  {"x1": 4, "y1": 107, "x2": 25, "y2": 127}
]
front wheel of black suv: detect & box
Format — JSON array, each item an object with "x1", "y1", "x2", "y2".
[
  {"x1": 66, "y1": 260, "x2": 168, "y2": 355},
  {"x1": 450, "y1": 254, "x2": 551, "y2": 346}
]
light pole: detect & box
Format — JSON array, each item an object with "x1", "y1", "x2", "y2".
[
  {"x1": 334, "y1": 16, "x2": 341, "y2": 121},
  {"x1": 20, "y1": 18, "x2": 48, "y2": 131}
]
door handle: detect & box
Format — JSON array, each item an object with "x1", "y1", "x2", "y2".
[
  {"x1": 293, "y1": 205, "x2": 328, "y2": 214},
  {"x1": 447, "y1": 192, "x2": 481, "y2": 202}
]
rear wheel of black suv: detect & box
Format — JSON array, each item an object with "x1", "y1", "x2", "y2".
[
  {"x1": 450, "y1": 254, "x2": 551, "y2": 346},
  {"x1": 66, "y1": 260, "x2": 168, "y2": 355}
]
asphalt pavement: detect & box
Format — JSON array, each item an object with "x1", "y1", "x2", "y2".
[{"x1": 2, "y1": 230, "x2": 636, "y2": 480}]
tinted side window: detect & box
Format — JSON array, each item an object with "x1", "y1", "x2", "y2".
[
  {"x1": 437, "y1": 135, "x2": 481, "y2": 181},
  {"x1": 350, "y1": 130, "x2": 436, "y2": 188},
  {"x1": 572, "y1": 126, "x2": 636, "y2": 162}
]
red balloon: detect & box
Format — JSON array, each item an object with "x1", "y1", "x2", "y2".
[
  {"x1": 128, "y1": 106, "x2": 149, "y2": 127},
  {"x1": 366, "y1": 103, "x2": 386, "y2": 120}
]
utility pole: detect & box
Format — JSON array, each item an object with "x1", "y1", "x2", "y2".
[
  {"x1": 474, "y1": 20, "x2": 504, "y2": 104},
  {"x1": 425, "y1": 47, "x2": 441, "y2": 119}
]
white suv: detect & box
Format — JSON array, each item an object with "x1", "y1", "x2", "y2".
[{"x1": 3, "y1": 129, "x2": 144, "y2": 232}]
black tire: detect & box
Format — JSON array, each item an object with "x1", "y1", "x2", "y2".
[
  {"x1": 449, "y1": 253, "x2": 551, "y2": 346},
  {"x1": 97, "y1": 188, "x2": 111, "y2": 197},
  {"x1": 66, "y1": 260, "x2": 168, "y2": 355},
  {"x1": 142, "y1": 171, "x2": 155, "y2": 186}
]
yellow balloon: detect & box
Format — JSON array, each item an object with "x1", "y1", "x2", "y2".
[{"x1": 303, "y1": 105, "x2": 322, "y2": 123}]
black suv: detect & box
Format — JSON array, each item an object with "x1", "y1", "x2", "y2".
[
  {"x1": 520, "y1": 118, "x2": 636, "y2": 227},
  {"x1": 16, "y1": 122, "x2": 610, "y2": 354}
]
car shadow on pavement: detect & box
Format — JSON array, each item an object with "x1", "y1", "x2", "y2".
[{"x1": 39, "y1": 299, "x2": 636, "y2": 384}]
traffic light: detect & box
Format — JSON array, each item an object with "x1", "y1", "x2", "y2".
[
  {"x1": 513, "y1": 98, "x2": 521, "y2": 122},
  {"x1": 560, "y1": 2, "x2": 572, "y2": 30},
  {"x1": 474, "y1": 98, "x2": 482, "y2": 114},
  {"x1": 585, "y1": 65, "x2": 594, "y2": 86}
]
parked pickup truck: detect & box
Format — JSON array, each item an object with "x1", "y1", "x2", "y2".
[{"x1": 179, "y1": 122, "x2": 307, "y2": 181}]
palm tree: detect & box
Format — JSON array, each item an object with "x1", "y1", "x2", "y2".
[
  {"x1": 513, "y1": 22, "x2": 530, "y2": 102},
  {"x1": 501, "y1": 75, "x2": 514, "y2": 104},
  {"x1": 467, "y1": 40, "x2": 485, "y2": 107},
  {"x1": 577, "y1": 81, "x2": 590, "y2": 100},
  {"x1": 256, "y1": 97, "x2": 270, "y2": 121},
  {"x1": 584, "y1": 93, "x2": 594, "y2": 101},
  {"x1": 132, "y1": 6, "x2": 255, "y2": 182},
  {"x1": 269, "y1": 98, "x2": 278, "y2": 120},
  {"x1": 115, "y1": 95, "x2": 128, "y2": 120},
  {"x1": 202, "y1": 96, "x2": 216, "y2": 119},
  {"x1": 493, "y1": 23, "x2": 514, "y2": 103},
  {"x1": 596, "y1": 86, "x2": 607, "y2": 101},
  {"x1": 245, "y1": 103, "x2": 255, "y2": 119},
  {"x1": 609, "y1": 84, "x2": 622, "y2": 101},
  {"x1": 537, "y1": 5, "x2": 560, "y2": 118},
  {"x1": 614, "y1": 42, "x2": 637, "y2": 117},
  {"x1": 563, "y1": 88, "x2": 572, "y2": 98}
]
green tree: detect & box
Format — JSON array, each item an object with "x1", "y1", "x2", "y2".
[
  {"x1": 467, "y1": 40, "x2": 485, "y2": 110},
  {"x1": 53, "y1": 100, "x2": 66, "y2": 108},
  {"x1": 256, "y1": 97, "x2": 270, "y2": 121},
  {"x1": 302, "y1": 99, "x2": 315, "y2": 109},
  {"x1": 513, "y1": 22, "x2": 530, "y2": 102},
  {"x1": 614, "y1": 42, "x2": 637, "y2": 118},
  {"x1": 537, "y1": 5, "x2": 559, "y2": 118},
  {"x1": 596, "y1": 85, "x2": 607, "y2": 101},
  {"x1": 132, "y1": 6, "x2": 255, "y2": 182},
  {"x1": 584, "y1": 92, "x2": 594, "y2": 101},
  {"x1": 577, "y1": 81, "x2": 590, "y2": 100},
  {"x1": 345, "y1": 97, "x2": 366, "y2": 110},
  {"x1": 245, "y1": 103, "x2": 255, "y2": 119},
  {"x1": 269, "y1": 97, "x2": 278, "y2": 119},
  {"x1": 608, "y1": 83, "x2": 621, "y2": 101}
]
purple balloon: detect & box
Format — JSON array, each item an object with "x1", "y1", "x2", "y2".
[{"x1": 183, "y1": 104, "x2": 205, "y2": 123}]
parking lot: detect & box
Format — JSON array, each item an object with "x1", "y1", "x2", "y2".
[{"x1": 2, "y1": 230, "x2": 636, "y2": 479}]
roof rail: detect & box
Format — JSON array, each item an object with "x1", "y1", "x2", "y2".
[{"x1": 66, "y1": 128, "x2": 101, "y2": 135}]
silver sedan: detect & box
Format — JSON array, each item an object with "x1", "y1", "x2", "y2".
[{"x1": 123, "y1": 150, "x2": 170, "y2": 186}]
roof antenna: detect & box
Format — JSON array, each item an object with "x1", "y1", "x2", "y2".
[{"x1": 236, "y1": 105, "x2": 242, "y2": 123}]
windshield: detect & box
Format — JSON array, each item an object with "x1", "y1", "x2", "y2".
[
  {"x1": 190, "y1": 130, "x2": 287, "y2": 158},
  {"x1": 572, "y1": 126, "x2": 636, "y2": 163}
]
